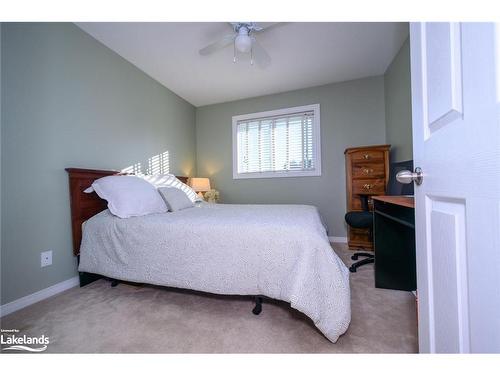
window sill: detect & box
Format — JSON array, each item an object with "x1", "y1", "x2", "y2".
[{"x1": 233, "y1": 170, "x2": 322, "y2": 180}]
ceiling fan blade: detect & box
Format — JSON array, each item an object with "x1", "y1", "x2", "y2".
[
  {"x1": 253, "y1": 22, "x2": 280, "y2": 32},
  {"x1": 199, "y1": 34, "x2": 235, "y2": 56},
  {"x1": 251, "y1": 37, "x2": 271, "y2": 68},
  {"x1": 229, "y1": 22, "x2": 240, "y2": 31}
]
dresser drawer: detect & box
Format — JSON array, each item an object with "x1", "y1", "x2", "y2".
[
  {"x1": 350, "y1": 150, "x2": 384, "y2": 163},
  {"x1": 352, "y1": 178, "x2": 385, "y2": 195},
  {"x1": 348, "y1": 227, "x2": 373, "y2": 250},
  {"x1": 350, "y1": 196, "x2": 375, "y2": 211},
  {"x1": 352, "y1": 163, "x2": 385, "y2": 179}
]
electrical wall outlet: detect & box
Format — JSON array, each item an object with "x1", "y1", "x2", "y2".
[{"x1": 41, "y1": 250, "x2": 52, "y2": 267}]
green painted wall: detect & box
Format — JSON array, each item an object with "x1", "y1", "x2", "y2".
[
  {"x1": 384, "y1": 38, "x2": 413, "y2": 162},
  {"x1": 0, "y1": 23, "x2": 412, "y2": 306},
  {"x1": 0, "y1": 23, "x2": 196, "y2": 304},
  {"x1": 195, "y1": 77, "x2": 387, "y2": 237}
]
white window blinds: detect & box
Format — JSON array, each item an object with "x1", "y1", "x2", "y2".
[{"x1": 235, "y1": 110, "x2": 319, "y2": 177}]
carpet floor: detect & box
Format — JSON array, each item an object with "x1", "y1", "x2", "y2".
[{"x1": 0, "y1": 243, "x2": 418, "y2": 353}]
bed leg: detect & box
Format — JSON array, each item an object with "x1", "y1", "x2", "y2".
[
  {"x1": 252, "y1": 296, "x2": 263, "y2": 315},
  {"x1": 110, "y1": 279, "x2": 119, "y2": 287}
]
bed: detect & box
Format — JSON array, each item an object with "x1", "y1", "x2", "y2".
[{"x1": 66, "y1": 168, "x2": 351, "y2": 343}]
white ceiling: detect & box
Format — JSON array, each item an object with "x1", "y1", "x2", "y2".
[{"x1": 76, "y1": 22, "x2": 408, "y2": 107}]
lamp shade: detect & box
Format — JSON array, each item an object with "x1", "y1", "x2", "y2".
[{"x1": 188, "y1": 177, "x2": 211, "y2": 192}]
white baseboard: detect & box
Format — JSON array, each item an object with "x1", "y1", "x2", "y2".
[
  {"x1": 328, "y1": 236, "x2": 348, "y2": 243},
  {"x1": 0, "y1": 276, "x2": 79, "y2": 318}
]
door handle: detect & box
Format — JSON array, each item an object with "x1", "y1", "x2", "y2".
[{"x1": 396, "y1": 167, "x2": 423, "y2": 185}]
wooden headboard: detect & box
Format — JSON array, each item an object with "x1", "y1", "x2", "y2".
[{"x1": 66, "y1": 168, "x2": 188, "y2": 256}]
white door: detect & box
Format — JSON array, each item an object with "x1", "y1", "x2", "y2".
[{"x1": 410, "y1": 22, "x2": 500, "y2": 353}]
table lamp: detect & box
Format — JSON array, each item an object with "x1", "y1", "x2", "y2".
[{"x1": 188, "y1": 177, "x2": 211, "y2": 200}]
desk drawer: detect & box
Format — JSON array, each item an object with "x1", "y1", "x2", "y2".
[
  {"x1": 352, "y1": 178, "x2": 385, "y2": 195},
  {"x1": 350, "y1": 150, "x2": 384, "y2": 163},
  {"x1": 352, "y1": 163, "x2": 385, "y2": 179}
]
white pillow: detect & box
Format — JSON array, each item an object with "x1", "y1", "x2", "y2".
[
  {"x1": 90, "y1": 175, "x2": 167, "y2": 218},
  {"x1": 158, "y1": 187, "x2": 195, "y2": 212},
  {"x1": 138, "y1": 174, "x2": 201, "y2": 203}
]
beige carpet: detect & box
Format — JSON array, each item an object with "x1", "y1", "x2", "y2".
[{"x1": 0, "y1": 243, "x2": 418, "y2": 353}]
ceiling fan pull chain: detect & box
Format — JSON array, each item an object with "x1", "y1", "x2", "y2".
[
  {"x1": 250, "y1": 46, "x2": 254, "y2": 66},
  {"x1": 233, "y1": 41, "x2": 237, "y2": 63}
]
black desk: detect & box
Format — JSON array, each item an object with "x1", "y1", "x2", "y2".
[{"x1": 372, "y1": 196, "x2": 416, "y2": 291}]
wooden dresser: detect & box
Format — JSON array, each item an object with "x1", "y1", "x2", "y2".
[{"x1": 345, "y1": 144, "x2": 390, "y2": 250}]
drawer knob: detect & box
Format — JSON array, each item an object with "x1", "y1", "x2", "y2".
[
  {"x1": 363, "y1": 154, "x2": 370, "y2": 159},
  {"x1": 363, "y1": 168, "x2": 373, "y2": 174},
  {"x1": 363, "y1": 184, "x2": 373, "y2": 190}
]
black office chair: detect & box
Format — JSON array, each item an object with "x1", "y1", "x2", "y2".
[{"x1": 345, "y1": 195, "x2": 374, "y2": 272}]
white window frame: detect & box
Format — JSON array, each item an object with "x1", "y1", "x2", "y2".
[{"x1": 232, "y1": 104, "x2": 321, "y2": 179}]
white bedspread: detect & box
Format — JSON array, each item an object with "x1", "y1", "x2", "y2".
[{"x1": 79, "y1": 203, "x2": 351, "y2": 342}]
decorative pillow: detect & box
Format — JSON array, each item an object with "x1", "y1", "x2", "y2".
[
  {"x1": 89, "y1": 175, "x2": 167, "y2": 218},
  {"x1": 138, "y1": 174, "x2": 201, "y2": 203},
  {"x1": 158, "y1": 187, "x2": 195, "y2": 212}
]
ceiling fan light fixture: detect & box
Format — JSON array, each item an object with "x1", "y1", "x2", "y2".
[
  {"x1": 234, "y1": 28, "x2": 252, "y2": 53},
  {"x1": 199, "y1": 22, "x2": 274, "y2": 67}
]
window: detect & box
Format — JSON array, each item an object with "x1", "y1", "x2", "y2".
[{"x1": 232, "y1": 104, "x2": 321, "y2": 179}]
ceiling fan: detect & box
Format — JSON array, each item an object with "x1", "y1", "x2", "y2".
[{"x1": 199, "y1": 22, "x2": 278, "y2": 68}]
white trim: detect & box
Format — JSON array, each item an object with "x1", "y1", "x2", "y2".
[
  {"x1": 232, "y1": 104, "x2": 321, "y2": 180},
  {"x1": 0, "y1": 276, "x2": 79, "y2": 318},
  {"x1": 233, "y1": 169, "x2": 321, "y2": 179},
  {"x1": 328, "y1": 236, "x2": 348, "y2": 243}
]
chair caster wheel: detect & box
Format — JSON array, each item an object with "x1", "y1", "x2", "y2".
[
  {"x1": 349, "y1": 266, "x2": 357, "y2": 273},
  {"x1": 252, "y1": 296, "x2": 263, "y2": 315},
  {"x1": 252, "y1": 305, "x2": 262, "y2": 315},
  {"x1": 351, "y1": 255, "x2": 359, "y2": 260}
]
